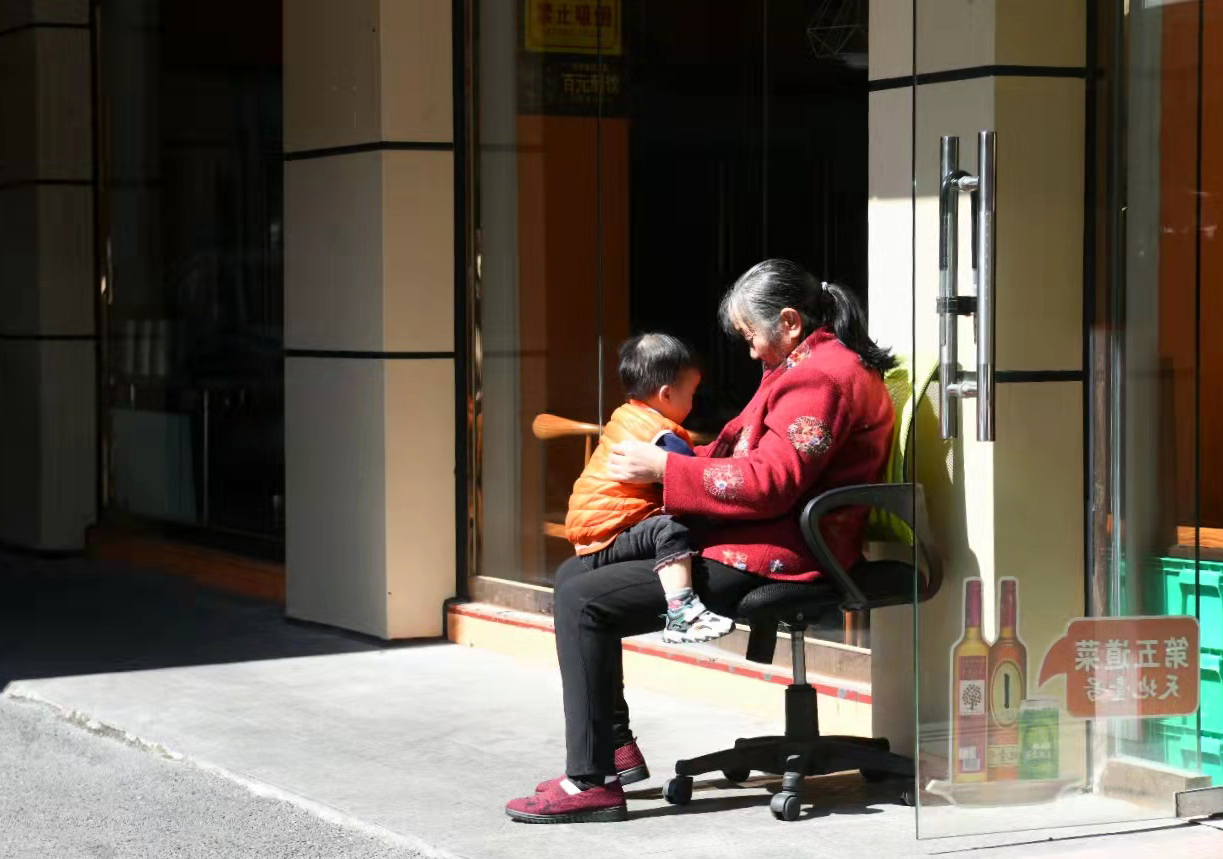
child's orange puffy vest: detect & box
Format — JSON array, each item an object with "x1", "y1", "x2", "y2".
[{"x1": 565, "y1": 401, "x2": 693, "y2": 554}]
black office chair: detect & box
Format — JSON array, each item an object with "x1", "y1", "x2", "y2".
[{"x1": 661, "y1": 482, "x2": 943, "y2": 821}]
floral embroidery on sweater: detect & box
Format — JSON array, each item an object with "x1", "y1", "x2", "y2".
[
  {"x1": 722, "y1": 550, "x2": 749, "y2": 571},
  {"x1": 703, "y1": 464, "x2": 745, "y2": 500},
  {"x1": 732, "y1": 425, "x2": 754, "y2": 458},
  {"x1": 787, "y1": 415, "x2": 831, "y2": 457},
  {"x1": 784, "y1": 342, "x2": 812, "y2": 370}
]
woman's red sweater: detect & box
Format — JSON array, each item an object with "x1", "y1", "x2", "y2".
[{"x1": 663, "y1": 328, "x2": 894, "y2": 583}]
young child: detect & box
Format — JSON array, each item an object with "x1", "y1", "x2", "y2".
[{"x1": 565, "y1": 333, "x2": 735, "y2": 644}]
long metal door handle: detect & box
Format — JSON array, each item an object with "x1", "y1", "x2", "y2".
[
  {"x1": 935, "y1": 131, "x2": 996, "y2": 442},
  {"x1": 975, "y1": 130, "x2": 996, "y2": 442},
  {"x1": 937, "y1": 137, "x2": 962, "y2": 441}
]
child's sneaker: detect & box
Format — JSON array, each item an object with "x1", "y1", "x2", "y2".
[{"x1": 662, "y1": 596, "x2": 735, "y2": 644}]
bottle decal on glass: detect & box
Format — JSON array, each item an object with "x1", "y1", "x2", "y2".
[
  {"x1": 951, "y1": 579, "x2": 989, "y2": 783},
  {"x1": 987, "y1": 578, "x2": 1027, "y2": 781}
]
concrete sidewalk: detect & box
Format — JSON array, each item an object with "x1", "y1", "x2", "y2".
[{"x1": 2, "y1": 555, "x2": 1221, "y2": 859}]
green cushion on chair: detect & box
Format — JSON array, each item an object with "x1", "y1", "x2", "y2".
[{"x1": 867, "y1": 358, "x2": 941, "y2": 546}]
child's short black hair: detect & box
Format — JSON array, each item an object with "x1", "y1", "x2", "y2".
[{"x1": 618, "y1": 333, "x2": 698, "y2": 401}]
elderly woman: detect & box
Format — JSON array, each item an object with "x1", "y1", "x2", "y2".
[{"x1": 506, "y1": 259, "x2": 897, "y2": 824}]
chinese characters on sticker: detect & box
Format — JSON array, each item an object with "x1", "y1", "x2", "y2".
[
  {"x1": 1038, "y1": 616, "x2": 1200, "y2": 719},
  {"x1": 1074, "y1": 636, "x2": 1191, "y2": 703}
]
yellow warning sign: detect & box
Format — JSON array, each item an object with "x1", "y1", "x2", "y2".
[{"x1": 524, "y1": 0, "x2": 622, "y2": 56}]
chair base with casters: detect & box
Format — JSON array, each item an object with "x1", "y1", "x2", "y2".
[{"x1": 662, "y1": 483, "x2": 942, "y2": 821}]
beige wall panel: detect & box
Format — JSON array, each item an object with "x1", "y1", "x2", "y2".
[
  {"x1": 868, "y1": 0, "x2": 912, "y2": 82},
  {"x1": 284, "y1": 0, "x2": 381, "y2": 152},
  {"x1": 995, "y1": 0, "x2": 1087, "y2": 68},
  {"x1": 37, "y1": 340, "x2": 95, "y2": 549},
  {"x1": 382, "y1": 150, "x2": 454, "y2": 353},
  {"x1": 36, "y1": 185, "x2": 93, "y2": 335},
  {"x1": 0, "y1": 1, "x2": 30, "y2": 30},
  {"x1": 915, "y1": 0, "x2": 996, "y2": 74},
  {"x1": 867, "y1": 86, "x2": 913, "y2": 359},
  {"x1": 899, "y1": 74, "x2": 1086, "y2": 387},
  {"x1": 285, "y1": 358, "x2": 389, "y2": 638},
  {"x1": 0, "y1": 340, "x2": 42, "y2": 547},
  {"x1": 0, "y1": 186, "x2": 38, "y2": 332},
  {"x1": 284, "y1": 153, "x2": 385, "y2": 351},
  {"x1": 914, "y1": 78, "x2": 995, "y2": 365},
  {"x1": 0, "y1": 1, "x2": 90, "y2": 27},
  {"x1": 886, "y1": 0, "x2": 1087, "y2": 77},
  {"x1": 34, "y1": 28, "x2": 90, "y2": 180},
  {"x1": 992, "y1": 379, "x2": 1085, "y2": 665},
  {"x1": 0, "y1": 30, "x2": 36, "y2": 184},
  {"x1": 379, "y1": 0, "x2": 452, "y2": 144},
  {"x1": 994, "y1": 77, "x2": 1085, "y2": 372},
  {"x1": 0, "y1": 340, "x2": 93, "y2": 550},
  {"x1": 384, "y1": 359, "x2": 456, "y2": 638}
]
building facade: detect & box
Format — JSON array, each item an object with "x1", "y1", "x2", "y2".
[{"x1": 2, "y1": 0, "x2": 1221, "y2": 835}]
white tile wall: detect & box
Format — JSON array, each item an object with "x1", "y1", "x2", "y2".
[
  {"x1": 384, "y1": 358, "x2": 456, "y2": 638},
  {"x1": 34, "y1": 27, "x2": 90, "y2": 180},
  {"x1": 37, "y1": 340, "x2": 95, "y2": 549},
  {"x1": 284, "y1": 152, "x2": 385, "y2": 351},
  {"x1": 36, "y1": 184, "x2": 93, "y2": 335},
  {"x1": 283, "y1": 0, "x2": 381, "y2": 153},
  {"x1": 286, "y1": 357, "x2": 390, "y2": 638},
  {"x1": 381, "y1": 150, "x2": 454, "y2": 353},
  {"x1": 378, "y1": 0, "x2": 452, "y2": 144}
]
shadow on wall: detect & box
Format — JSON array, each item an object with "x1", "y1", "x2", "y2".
[
  {"x1": 0, "y1": 551, "x2": 413, "y2": 692},
  {"x1": 913, "y1": 370, "x2": 981, "y2": 744}
]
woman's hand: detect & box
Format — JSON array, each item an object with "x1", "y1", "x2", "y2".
[{"x1": 606, "y1": 440, "x2": 668, "y2": 484}]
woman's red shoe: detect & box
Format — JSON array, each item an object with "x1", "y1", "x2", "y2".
[
  {"x1": 506, "y1": 778, "x2": 627, "y2": 824},
  {"x1": 533, "y1": 740, "x2": 649, "y2": 793}
]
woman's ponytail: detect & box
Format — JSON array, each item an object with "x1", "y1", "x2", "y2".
[{"x1": 820, "y1": 280, "x2": 896, "y2": 375}]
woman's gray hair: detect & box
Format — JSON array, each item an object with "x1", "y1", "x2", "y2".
[
  {"x1": 717, "y1": 259, "x2": 823, "y2": 339},
  {"x1": 717, "y1": 259, "x2": 896, "y2": 375}
]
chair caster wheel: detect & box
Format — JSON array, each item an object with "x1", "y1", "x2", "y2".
[
  {"x1": 900, "y1": 784, "x2": 917, "y2": 807},
  {"x1": 860, "y1": 768, "x2": 891, "y2": 783},
  {"x1": 770, "y1": 791, "x2": 802, "y2": 821},
  {"x1": 722, "y1": 768, "x2": 751, "y2": 784},
  {"x1": 663, "y1": 776, "x2": 692, "y2": 806}
]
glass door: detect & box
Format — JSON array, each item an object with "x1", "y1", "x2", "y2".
[
  {"x1": 469, "y1": 0, "x2": 624, "y2": 589},
  {"x1": 468, "y1": 2, "x2": 871, "y2": 616},
  {"x1": 98, "y1": 0, "x2": 285, "y2": 551},
  {"x1": 904, "y1": 0, "x2": 1221, "y2": 839}
]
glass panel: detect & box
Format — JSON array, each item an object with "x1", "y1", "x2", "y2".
[
  {"x1": 471, "y1": 2, "x2": 872, "y2": 646},
  {"x1": 473, "y1": 0, "x2": 609, "y2": 585},
  {"x1": 467, "y1": 5, "x2": 870, "y2": 641},
  {"x1": 624, "y1": 3, "x2": 765, "y2": 435},
  {"x1": 911, "y1": 0, "x2": 1217, "y2": 839},
  {"x1": 100, "y1": 0, "x2": 284, "y2": 547}
]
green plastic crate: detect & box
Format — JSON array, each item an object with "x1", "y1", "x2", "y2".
[
  {"x1": 1146, "y1": 722, "x2": 1223, "y2": 786},
  {"x1": 1156, "y1": 557, "x2": 1223, "y2": 658},
  {"x1": 1160, "y1": 651, "x2": 1222, "y2": 732}
]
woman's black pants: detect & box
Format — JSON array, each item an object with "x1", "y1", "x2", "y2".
[{"x1": 553, "y1": 554, "x2": 763, "y2": 777}]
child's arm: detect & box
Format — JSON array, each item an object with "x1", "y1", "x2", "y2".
[{"x1": 654, "y1": 431, "x2": 695, "y2": 457}]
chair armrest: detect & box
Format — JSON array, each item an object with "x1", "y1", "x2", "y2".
[{"x1": 799, "y1": 483, "x2": 943, "y2": 611}]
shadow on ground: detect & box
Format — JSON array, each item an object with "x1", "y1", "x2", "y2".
[{"x1": 0, "y1": 550, "x2": 393, "y2": 690}]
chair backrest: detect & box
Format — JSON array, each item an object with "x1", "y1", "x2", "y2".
[{"x1": 531, "y1": 414, "x2": 601, "y2": 465}]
